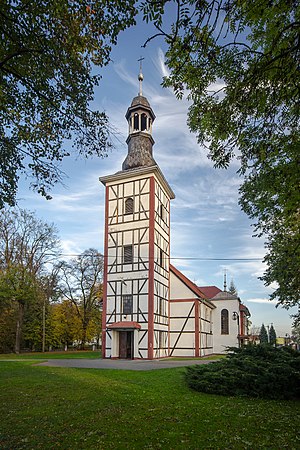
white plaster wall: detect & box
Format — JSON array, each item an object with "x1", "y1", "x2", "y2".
[
  {"x1": 170, "y1": 301, "x2": 194, "y2": 317},
  {"x1": 212, "y1": 299, "x2": 240, "y2": 353},
  {"x1": 170, "y1": 272, "x2": 197, "y2": 299}
]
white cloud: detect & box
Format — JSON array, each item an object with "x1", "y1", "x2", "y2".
[{"x1": 247, "y1": 298, "x2": 278, "y2": 305}]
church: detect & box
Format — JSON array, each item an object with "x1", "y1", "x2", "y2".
[{"x1": 99, "y1": 69, "x2": 250, "y2": 359}]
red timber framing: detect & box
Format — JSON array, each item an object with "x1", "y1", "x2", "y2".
[
  {"x1": 148, "y1": 176, "x2": 155, "y2": 359},
  {"x1": 194, "y1": 300, "x2": 200, "y2": 357},
  {"x1": 102, "y1": 185, "x2": 109, "y2": 359}
]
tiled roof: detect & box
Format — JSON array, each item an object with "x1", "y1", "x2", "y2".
[
  {"x1": 198, "y1": 286, "x2": 222, "y2": 299},
  {"x1": 130, "y1": 95, "x2": 150, "y2": 108},
  {"x1": 107, "y1": 321, "x2": 141, "y2": 330},
  {"x1": 240, "y1": 303, "x2": 251, "y2": 316},
  {"x1": 211, "y1": 291, "x2": 237, "y2": 300}
]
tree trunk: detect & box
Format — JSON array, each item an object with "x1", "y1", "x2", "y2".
[
  {"x1": 15, "y1": 302, "x2": 25, "y2": 354},
  {"x1": 81, "y1": 320, "x2": 88, "y2": 350}
]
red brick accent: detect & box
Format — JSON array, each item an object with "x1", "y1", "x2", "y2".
[
  {"x1": 107, "y1": 321, "x2": 141, "y2": 330},
  {"x1": 195, "y1": 300, "x2": 199, "y2": 357},
  {"x1": 148, "y1": 176, "x2": 155, "y2": 359},
  {"x1": 101, "y1": 185, "x2": 109, "y2": 359}
]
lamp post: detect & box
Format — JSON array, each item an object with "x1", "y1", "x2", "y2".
[{"x1": 232, "y1": 311, "x2": 240, "y2": 347}]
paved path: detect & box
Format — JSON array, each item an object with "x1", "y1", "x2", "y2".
[{"x1": 36, "y1": 358, "x2": 216, "y2": 371}]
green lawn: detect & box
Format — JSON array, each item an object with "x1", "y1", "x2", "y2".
[
  {"x1": 0, "y1": 361, "x2": 299, "y2": 449},
  {"x1": 0, "y1": 350, "x2": 101, "y2": 359}
]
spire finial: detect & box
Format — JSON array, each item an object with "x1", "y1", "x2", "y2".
[
  {"x1": 224, "y1": 268, "x2": 227, "y2": 291},
  {"x1": 138, "y1": 56, "x2": 144, "y2": 96}
]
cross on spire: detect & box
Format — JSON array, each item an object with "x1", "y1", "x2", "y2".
[{"x1": 138, "y1": 56, "x2": 144, "y2": 96}]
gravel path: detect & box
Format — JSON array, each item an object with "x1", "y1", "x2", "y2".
[{"x1": 36, "y1": 358, "x2": 216, "y2": 371}]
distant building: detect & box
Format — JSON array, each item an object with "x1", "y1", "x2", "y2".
[{"x1": 100, "y1": 70, "x2": 251, "y2": 359}]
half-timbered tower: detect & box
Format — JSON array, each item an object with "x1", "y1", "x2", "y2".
[
  {"x1": 100, "y1": 71, "x2": 250, "y2": 359},
  {"x1": 100, "y1": 70, "x2": 175, "y2": 359}
]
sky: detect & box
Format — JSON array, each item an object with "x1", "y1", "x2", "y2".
[{"x1": 16, "y1": 10, "x2": 296, "y2": 337}]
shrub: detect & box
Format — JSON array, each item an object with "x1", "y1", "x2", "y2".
[{"x1": 185, "y1": 344, "x2": 300, "y2": 400}]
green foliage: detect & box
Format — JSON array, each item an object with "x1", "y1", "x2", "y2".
[
  {"x1": 0, "y1": 0, "x2": 137, "y2": 207},
  {"x1": 259, "y1": 323, "x2": 269, "y2": 344},
  {"x1": 140, "y1": 0, "x2": 300, "y2": 318},
  {"x1": 185, "y1": 344, "x2": 300, "y2": 400},
  {"x1": 48, "y1": 300, "x2": 83, "y2": 348},
  {"x1": 269, "y1": 324, "x2": 277, "y2": 346},
  {"x1": 58, "y1": 248, "x2": 103, "y2": 348},
  {"x1": 0, "y1": 207, "x2": 61, "y2": 352}
]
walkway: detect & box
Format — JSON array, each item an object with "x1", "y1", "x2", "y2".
[{"x1": 37, "y1": 358, "x2": 217, "y2": 371}]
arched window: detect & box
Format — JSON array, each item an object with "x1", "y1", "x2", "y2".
[
  {"x1": 141, "y1": 113, "x2": 147, "y2": 131},
  {"x1": 221, "y1": 309, "x2": 229, "y2": 334},
  {"x1": 125, "y1": 197, "x2": 134, "y2": 215},
  {"x1": 133, "y1": 113, "x2": 139, "y2": 131}
]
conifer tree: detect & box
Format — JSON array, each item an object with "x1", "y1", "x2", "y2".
[
  {"x1": 259, "y1": 324, "x2": 269, "y2": 344},
  {"x1": 228, "y1": 280, "x2": 238, "y2": 297},
  {"x1": 269, "y1": 324, "x2": 277, "y2": 346}
]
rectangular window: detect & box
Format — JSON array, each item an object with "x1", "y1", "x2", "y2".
[
  {"x1": 159, "y1": 331, "x2": 165, "y2": 349},
  {"x1": 122, "y1": 295, "x2": 133, "y2": 315},
  {"x1": 158, "y1": 297, "x2": 164, "y2": 316},
  {"x1": 123, "y1": 245, "x2": 133, "y2": 264},
  {"x1": 159, "y1": 249, "x2": 164, "y2": 268}
]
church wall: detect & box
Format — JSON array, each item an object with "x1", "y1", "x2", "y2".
[
  {"x1": 169, "y1": 272, "x2": 198, "y2": 300},
  {"x1": 199, "y1": 303, "x2": 214, "y2": 355},
  {"x1": 211, "y1": 299, "x2": 240, "y2": 353},
  {"x1": 151, "y1": 178, "x2": 171, "y2": 358},
  {"x1": 169, "y1": 300, "x2": 196, "y2": 357}
]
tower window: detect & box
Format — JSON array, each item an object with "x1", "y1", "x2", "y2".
[
  {"x1": 159, "y1": 249, "x2": 164, "y2": 268},
  {"x1": 125, "y1": 197, "x2": 134, "y2": 215},
  {"x1": 159, "y1": 331, "x2": 165, "y2": 349},
  {"x1": 158, "y1": 297, "x2": 164, "y2": 316},
  {"x1": 123, "y1": 245, "x2": 133, "y2": 264},
  {"x1": 221, "y1": 309, "x2": 229, "y2": 335},
  {"x1": 160, "y1": 204, "x2": 164, "y2": 221},
  {"x1": 133, "y1": 113, "x2": 139, "y2": 131},
  {"x1": 122, "y1": 295, "x2": 133, "y2": 315},
  {"x1": 141, "y1": 113, "x2": 147, "y2": 131}
]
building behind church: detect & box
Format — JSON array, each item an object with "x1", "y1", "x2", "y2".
[{"x1": 99, "y1": 69, "x2": 250, "y2": 359}]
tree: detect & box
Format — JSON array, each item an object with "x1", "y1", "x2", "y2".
[
  {"x1": 269, "y1": 324, "x2": 277, "y2": 346},
  {"x1": 292, "y1": 324, "x2": 300, "y2": 350},
  {"x1": 0, "y1": 207, "x2": 60, "y2": 352},
  {"x1": 0, "y1": 0, "x2": 137, "y2": 207},
  {"x1": 0, "y1": 265, "x2": 39, "y2": 352},
  {"x1": 259, "y1": 323, "x2": 269, "y2": 344},
  {"x1": 58, "y1": 248, "x2": 103, "y2": 348},
  {"x1": 48, "y1": 300, "x2": 83, "y2": 349},
  {"x1": 141, "y1": 1, "x2": 300, "y2": 319},
  {"x1": 228, "y1": 279, "x2": 238, "y2": 297}
]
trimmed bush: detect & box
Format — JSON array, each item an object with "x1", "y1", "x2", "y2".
[{"x1": 185, "y1": 344, "x2": 300, "y2": 400}]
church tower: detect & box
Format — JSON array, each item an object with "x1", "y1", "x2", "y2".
[{"x1": 100, "y1": 68, "x2": 175, "y2": 359}]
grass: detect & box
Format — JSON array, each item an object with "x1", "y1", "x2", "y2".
[
  {"x1": 0, "y1": 361, "x2": 299, "y2": 449},
  {"x1": 0, "y1": 350, "x2": 101, "y2": 359}
]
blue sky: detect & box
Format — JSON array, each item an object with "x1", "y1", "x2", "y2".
[{"x1": 17, "y1": 13, "x2": 296, "y2": 337}]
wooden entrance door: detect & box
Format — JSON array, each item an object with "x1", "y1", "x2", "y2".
[{"x1": 119, "y1": 331, "x2": 133, "y2": 359}]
